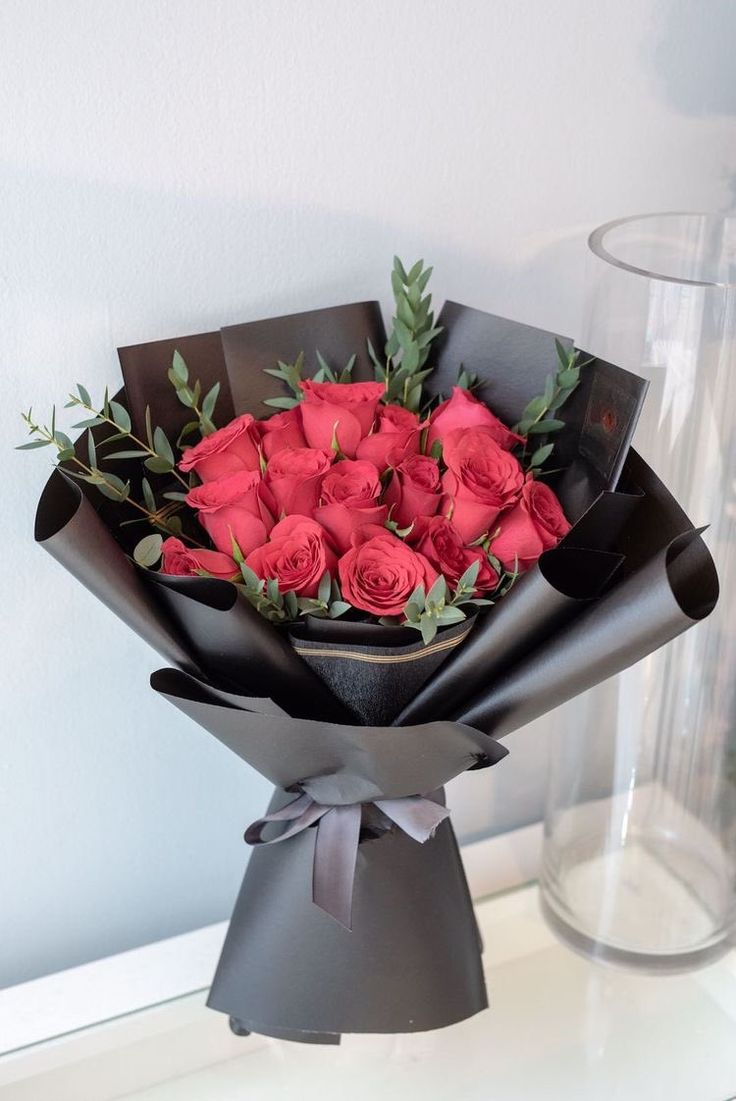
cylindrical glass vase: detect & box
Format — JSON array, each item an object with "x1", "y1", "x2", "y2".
[{"x1": 540, "y1": 213, "x2": 736, "y2": 970}]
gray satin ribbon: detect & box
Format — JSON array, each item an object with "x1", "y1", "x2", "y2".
[{"x1": 244, "y1": 792, "x2": 450, "y2": 930}]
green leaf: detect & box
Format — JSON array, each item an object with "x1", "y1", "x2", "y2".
[
  {"x1": 16, "y1": 439, "x2": 51, "y2": 450},
  {"x1": 96, "y1": 474, "x2": 130, "y2": 501},
  {"x1": 393, "y1": 255, "x2": 408, "y2": 282},
  {"x1": 202, "y1": 381, "x2": 220, "y2": 421},
  {"x1": 429, "y1": 438, "x2": 443, "y2": 461},
  {"x1": 406, "y1": 259, "x2": 424, "y2": 283},
  {"x1": 555, "y1": 339, "x2": 571, "y2": 370},
  {"x1": 87, "y1": 430, "x2": 97, "y2": 468},
  {"x1": 420, "y1": 616, "x2": 438, "y2": 645},
  {"x1": 57, "y1": 448, "x2": 75, "y2": 461},
  {"x1": 426, "y1": 574, "x2": 448, "y2": 608},
  {"x1": 71, "y1": 416, "x2": 105, "y2": 429},
  {"x1": 284, "y1": 590, "x2": 299, "y2": 619},
  {"x1": 263, "y1": 396, "x2": 300, "y2": 410},
  {"x1": 153, "y1": 426, "x2": 175, "y2": 466},
  {"x1": 134, "y1": 533, "x2": 163, "y2": 567},
  {"x1": 318, "y1": 571, "x2": 332, "y2": 605},
  {"x1": 108, "y1": 400, "x2": 131, "y2": 433},
  {"x1": 144, "y1": 455, "x2": 173, "y2": 474},
  {"x1": 176, "y1": 420, "x2": 199, "y2": 448},
  {"x1": 76, "y1": 383, "x2": 92, "y2": 407},
  {"x1": 407, "y1": 584, "x2": 426, "y2": 611},
  {"x1": 239, "y1": 564, "x2": 262, "y2": 591},
  {"x1": 105, "y1": 448, "x2": 150, "y2": 459},
  {"x1": 456, "y1": 559, "x2": 481, "y2": 592},
  {"x1": 328, "y1": 600, "x2": 351, "y2": 618},
  {"x1": 163, "y1": 491, "x2": 189, "y2": 502},
  {"x1": 530, "y1": 443, "x2": 554, "y2": 467},
  {"x1": 171, "y1": 350, "x2": 189, "y2": 384},
  {"x1": 141, "y1": 477, "x2": 156, "y2": 511},
  {"x1": 527, "y1": 418, "x2": 565, "y2": 435},
  {"x1": 437, "y1": 606, "x2": 467, "y2": 624},
  {"x1": 557, "y1": 367, "x2": 579, "y2": 390}
]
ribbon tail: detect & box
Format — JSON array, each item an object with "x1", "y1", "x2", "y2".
[
  {"x1": 375, "y1": 795, "x2": 451, "y2": 843},
  {"x1": 244, "y1": 793, "x2": 329, "y2": 845},
  {"x1": 312, "y1": 803, "x2": 362, "y2": 931}
]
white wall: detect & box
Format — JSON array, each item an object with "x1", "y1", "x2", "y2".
[{"x1": 2, "y1": 0, "x2": 735, "y2": 987}]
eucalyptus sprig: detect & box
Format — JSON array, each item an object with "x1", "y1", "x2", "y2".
[
  {"x1": 368, "y1": 256, "x2": 442, "y2": 413},
  {"x1": 262, "y1": 350, "x2": 357, "y2": 411},
  {"x1": 513, "y1": 342, "x2": 589, "y2": 471},
  {"x1": 17, "y1": 409, "x2": 202, "y2": 546},
  {"x1": 400, "y1": 561, "x2": 493, "y2": 645},
  {"x1": 235, "y1": 562, "x2": 351, "y2": 624},
  {"x1": 64, "y1": 384, "x2": 189, "y2": 488},
  {"x1": 167, "y1": 350, "x2": 221, "y2": 442}
]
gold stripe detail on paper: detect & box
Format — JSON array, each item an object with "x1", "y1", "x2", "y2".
[{"x1": 292, "y1": 627, "x2": 472, "y2": 665}]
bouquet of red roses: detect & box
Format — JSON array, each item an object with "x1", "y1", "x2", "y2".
[{"x1": 22, "y1": 258, "x2": 718, "y2": 1043}]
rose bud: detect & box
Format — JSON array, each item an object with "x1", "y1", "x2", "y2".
[
  {"x1": 185, "y1": 469, "x2": 274, "y2": 557},
  {"x1": 442, "y1": 426, "x2": 525, "y2": 544},
  {"x1": 178, "y1": 414, "x2": 261, "y2": 482},
  {"x1": 384, "y1": 454, "x2": 442, "y2": 529},
  {"x1": 314, "y1": 458, "x2": 387, "y2": 553},
  {"x1": 245, "y1": 515, "x2": 337, "y2": 598},
  {"x1": 299, "y1": 379, "x2": 385, "y2": 458},
  {"x1": 258, "y1": 407, "x2": 306, "y2": 460},
  {"x1": 160, "y1": 537, "x2": 239, "y2": 582},
  {"x1": 338, "y1": 530, "x2": 438, "y2": 618},
  {"x1": 355, "y1": 404, "x2": 422, "y2": 471},
  {"x1": 409, "y1": 516, "x2": 499, "y2": 593},
  {"x1": 427, "y1": 386, "x2": 524, "y2": 452},
  {"x1": 490, "y1": 478, "x2": 571, "y2": 572},
  {"x1": 265, "y1": 447, "x2": 333, "y2": 518}
]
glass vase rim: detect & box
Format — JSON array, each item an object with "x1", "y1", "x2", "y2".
[{"x1": 588, "y1": 211, "x2": 736, "y2": 289}]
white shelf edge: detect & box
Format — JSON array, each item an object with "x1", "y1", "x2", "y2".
[{"x1": 0, "y1": 821, "x2": 543, "y2": 1096}]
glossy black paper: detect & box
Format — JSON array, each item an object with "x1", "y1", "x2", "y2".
[{"x1": 32, "y1": 298, "x2": 718, "y2": 1045}]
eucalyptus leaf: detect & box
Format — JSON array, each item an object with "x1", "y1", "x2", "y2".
[{"x1": 134, "y1": 533, "x2": 163, "y2": 567}]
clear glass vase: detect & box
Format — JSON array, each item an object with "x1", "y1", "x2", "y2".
[{"x1": 540, "y1": 213, "x2": 736, "y2": 970}]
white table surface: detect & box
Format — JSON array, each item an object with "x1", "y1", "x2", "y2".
[{"x1": 109, "y1": 884, "x2": 736, "y2": 1101}]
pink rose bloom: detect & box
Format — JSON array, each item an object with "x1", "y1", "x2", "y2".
[
  {"x1": 315, "y1": 459, "x2": 387, "y2": 553},
  {"x1": 265, "y1": 447, "x2": 333, "y2": 518},
  {"x1": 179, "y1": 414, "x2": 261, "y2": 482},
  {"x1": 160, "y1": 537, "x2": 239, "y2": 582},
  {"x1": 490, "y1": 479, "x2": 571, "y2": 572},
  {"x1": 355, "y1": 404, "x2": 422, "y2": 471},
  {"x1": 442, "y1": 426, "x2": 525, "y2": 543},
  {"x1": 186, "y1": 469, "x2": 274, "y2": 557},
  {"x1": 428, "y1": 387, "x2": 524, "y2": 452},
  {"x1": 338, "y1": 530, "x2": 438, "y2": 617},
  {"x1": 384, "y1": 454, "x2": 442, "y2": 529},
  {"x1": 257, "y1": 407, "x2": 306, "y2": 460},
  {"x1": 409, "y1": 516, "x2": 498, "y2": 593},
  {"x1": 245, "y1": 516, "x2": 337, "y2": 598},
  {"x1": 299, "y1": 379, "x2": 385, "y2": 458}
]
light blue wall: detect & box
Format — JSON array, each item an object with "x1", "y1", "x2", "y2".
[{"x1": 2, "y1": 0, "x2": 735, "y2": 987}]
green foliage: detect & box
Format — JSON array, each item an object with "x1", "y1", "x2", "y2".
[
  {"x1": 369, "y1": 256, "x2": 443, "y2": 412},
  {"x1": 262, "y1": 350, "x2": 357, "y2": 411},
  {"x1": 513, "y1": 342, "x2": 590, "y2": 471},
  {"x1": 133, "y1": 533, "x2": 163, "y2": 567},
  {"x1": 167, "y1": 350, "x2": 220, "y2": 435},
  {"x1": 401, "y1": 560, "x2": 493, "y2": 645}
]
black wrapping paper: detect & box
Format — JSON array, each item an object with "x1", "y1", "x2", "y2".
[{"x1": 31, "y1": 297, "x2": 718, "y2": 1045}]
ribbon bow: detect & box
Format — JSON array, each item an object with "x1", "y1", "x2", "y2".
[{"x1": 244, "y1": 792, "x2": 450, "y2": 930}]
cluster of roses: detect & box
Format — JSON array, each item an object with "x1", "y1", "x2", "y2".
[{"x1": 161, "y1": 379, "x2": 570, "y2": 618}]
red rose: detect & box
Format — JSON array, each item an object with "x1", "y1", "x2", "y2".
[
  {"x1": 258, "y1": 407, "x2": 306, "y2": 460},
  {"x1": 384, "y1": 454, "x2": 442, "y2": 529},
  {"x1": 265, "y1": 447, "x2": 333, "y2": 518},
  {"x1": 299, "y1": 379, "x2": 385, "y2": 458},
  {"x1": 160, "y1": 537, "x2": 239, "y2": 582},
  {"x1": 442, "y1": 427, "x2": 524, "y2": 543},
  {"x1": 178, "y1": 414, "x2": 261, "y2": 481},
  {"x1": 355, "y1": 404, "x2": 422, "y2": 471},
  {"x1": 490, "y1": 479, "x2": 571, "y2": 572},
  {"x1": 185, "y1": 469, "x2": 273, "y2": 557},
  {"x1": 338, "y1": 531, "x2": 438, "y2": 617},
  {"x1": 428, "y1": 387, "x2": 524, "y2": 452},
  {"x1": 245, "y1": 515, "x2": 337, "y2": 597},
  {"x1": 410, "y1": 516, "x2": 499, "y2": 592},
  {"x1": 314, "y1": 458, "x2": 386, "y2": 552}
]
